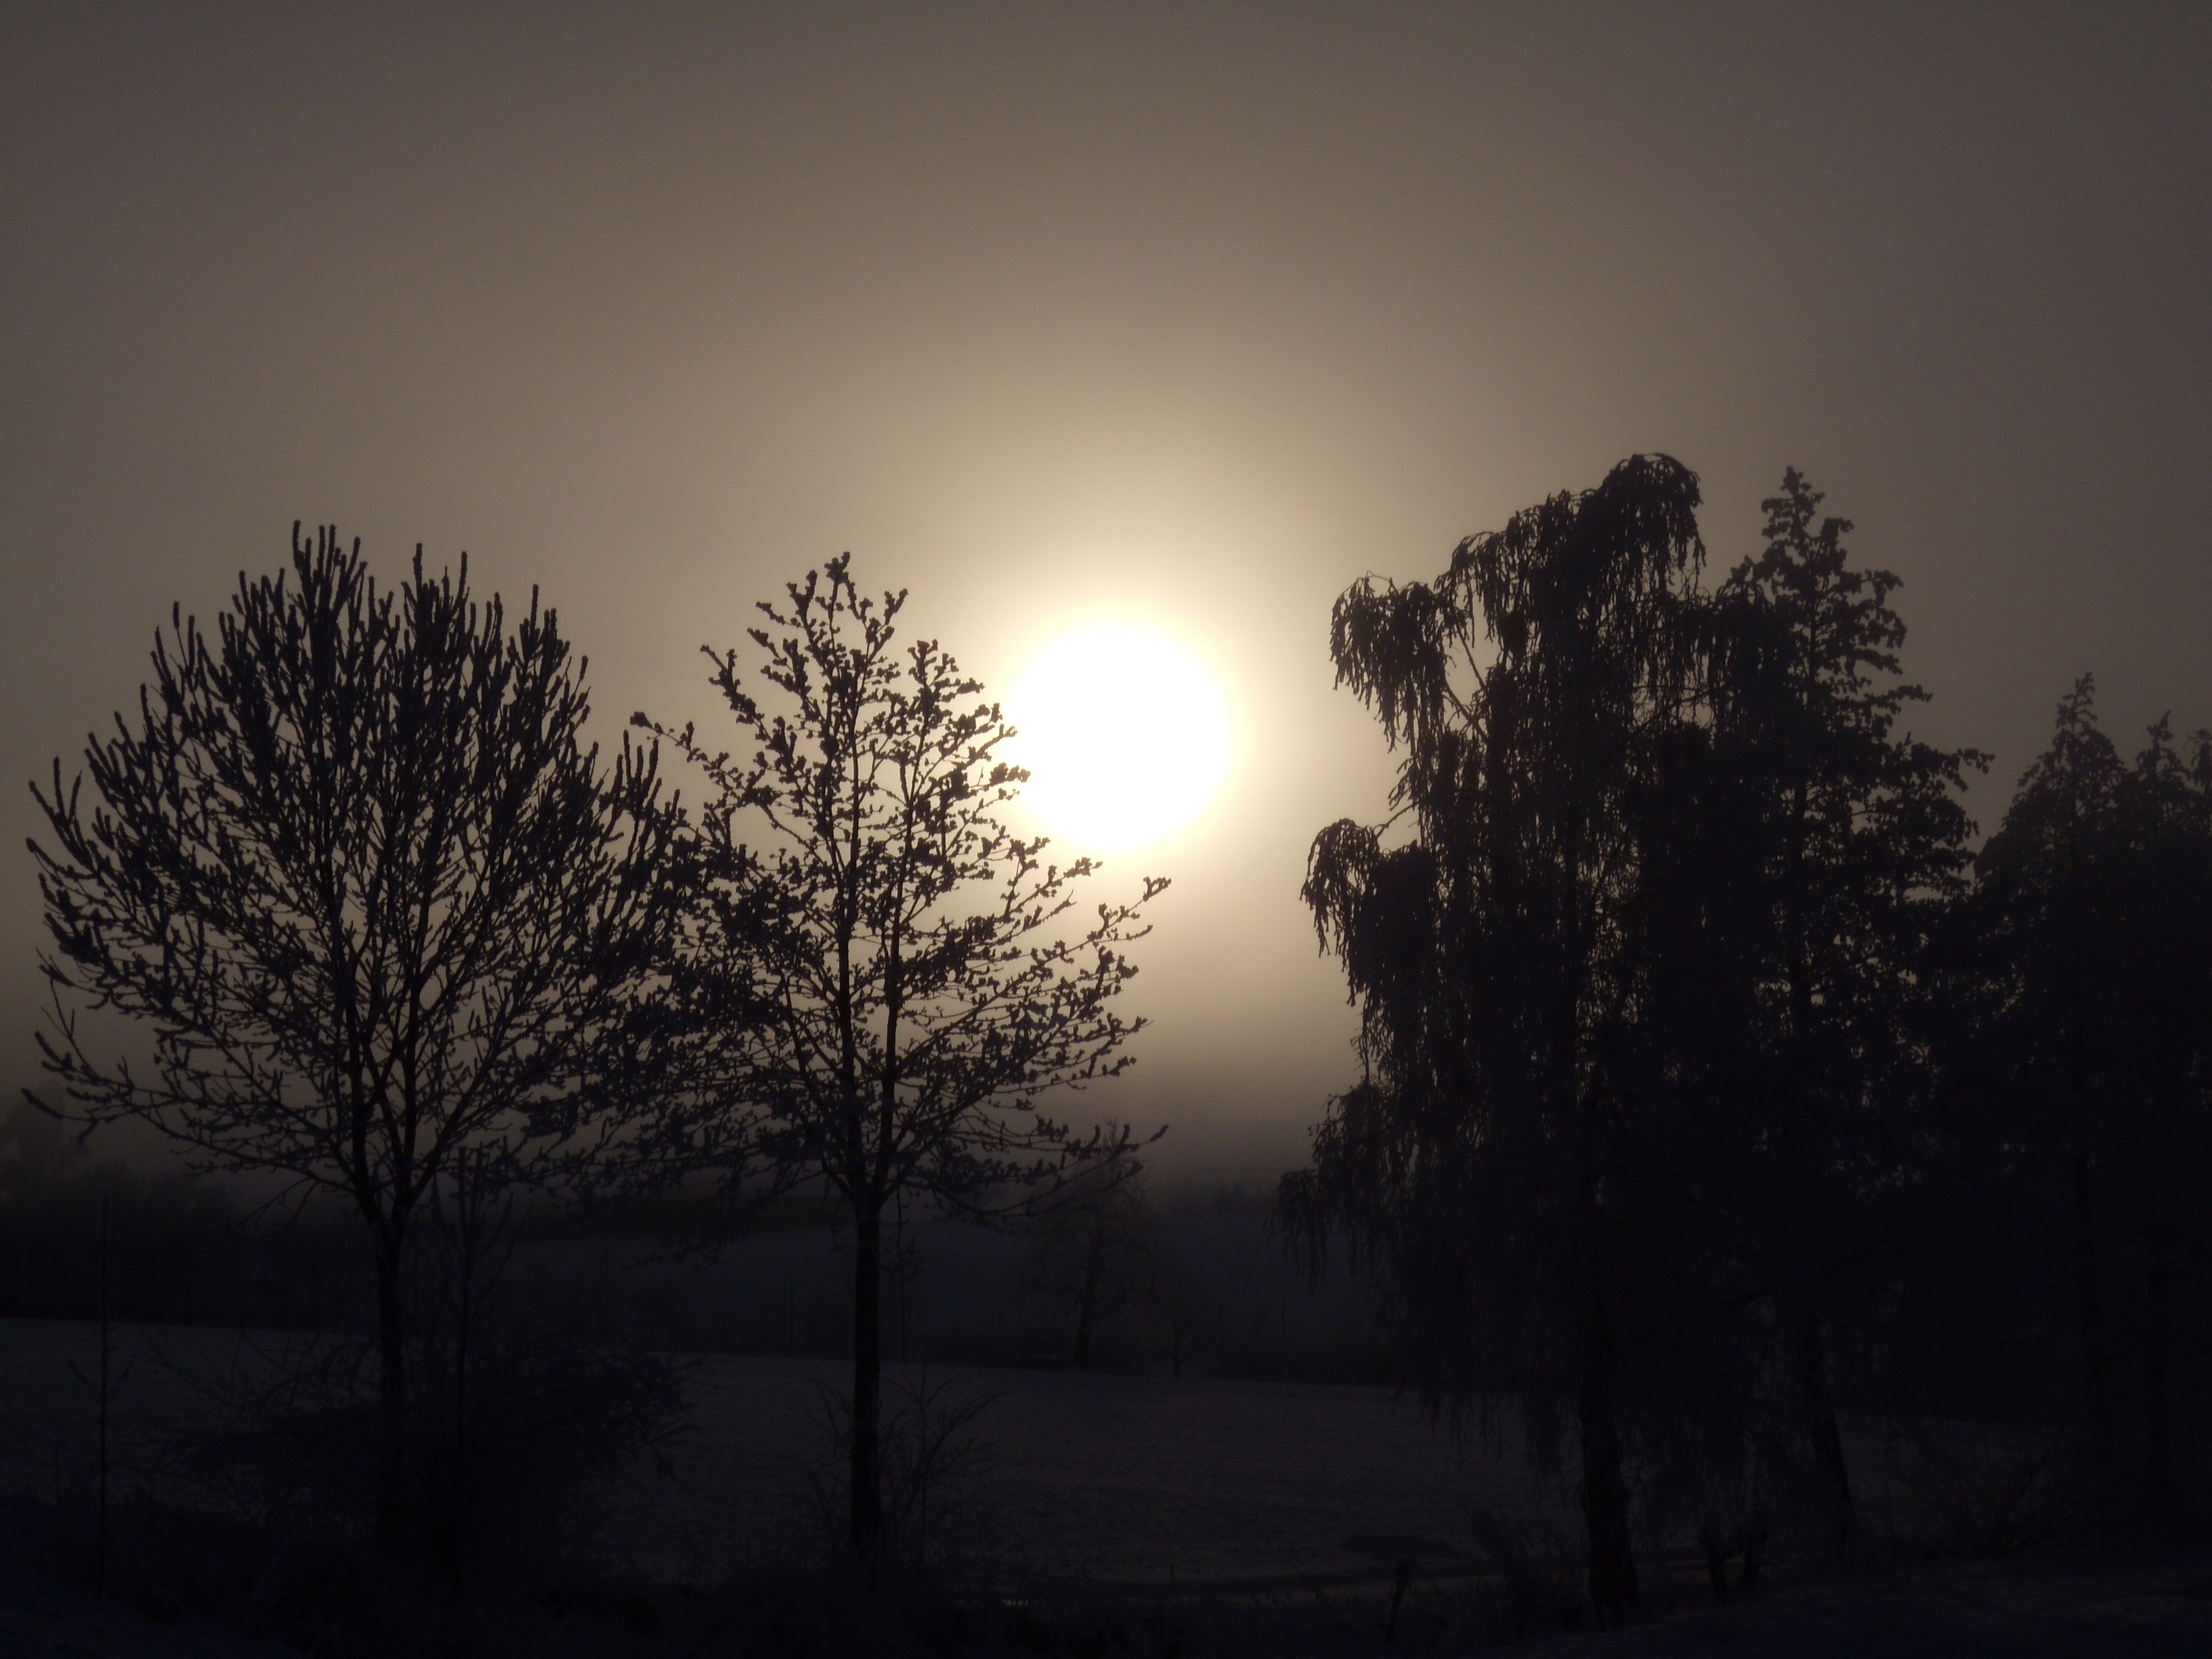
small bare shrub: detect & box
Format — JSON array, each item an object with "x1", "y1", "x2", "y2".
[
  {"x1": 145, "y1": 1173, "x2": 689, "y2": 1588},
  {"x1": 808, "y1": 1369, "x2": 1001, "y2": 1580},
  {"x1": 1883, "y1": 1419, "x2": 2082, "y2": 1559},
  {"x1": 1466, "y1": 1500, "x2": 1584, "y2": 1641},
  {"x1": 145, "y1": 1332, "x2": 380, "y2": 1543}
]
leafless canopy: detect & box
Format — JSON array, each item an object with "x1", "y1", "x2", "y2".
[
  {"x1": 637, "y1": 554, "x2": 1162, "y2": 1227},
  {"x1": 29, "y1": 523, "x2": 687, "y2": 1324}
]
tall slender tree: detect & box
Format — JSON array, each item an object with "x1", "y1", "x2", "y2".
[
  {"x1": 1699, "y1": 470, "x2": 1984, "y2": 1556},
  {"x1": 2110, "y1": 715, "x2": 2212, "y2": 1500},
  {"x1": 1972, "y1": 680, "x2": 2131, "y2": 1474},
  {"x1": 637, "y1": 556, "x2": 1161, "y2": 1558},
  {"x1": 29, "y1": 525, "x2": 686, "y2": 1550}
]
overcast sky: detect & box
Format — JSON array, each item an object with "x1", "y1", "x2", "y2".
[{"x1": 6, "y1": 3, "x2": 2207, "y2": 1180}]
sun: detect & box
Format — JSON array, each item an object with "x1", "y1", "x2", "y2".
[{"x1": 1006, "y1": 623, "x2": 1232, "y2": 852}]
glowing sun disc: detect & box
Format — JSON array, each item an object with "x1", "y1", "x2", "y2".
[{"x1": 1009, "y1": 624, "x2": 1231, "y2": 852}]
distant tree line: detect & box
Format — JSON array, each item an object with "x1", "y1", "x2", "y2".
[
  {"x1": 0, "y1": 1100, "x2": 364, "y2": 1330},
  {"x1": 1281, "y1": 457, "x2": 2212, "y2": 1623}
]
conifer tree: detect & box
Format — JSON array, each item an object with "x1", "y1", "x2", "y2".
[
  {"x1": 1970, "y1": 679, "x2": 2212, "y2": 1497},
  {"x1": 1700, "y1": 470, "x2": 1984, "y2": 1556}
]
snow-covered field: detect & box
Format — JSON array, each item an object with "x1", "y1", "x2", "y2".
[
  {"x1": 2, "y1": 1317, "x2": 1507, "y2": 1590},
  {"x1": 625, "y1": 1353, "x2": 1509, "y2": 1586},
  {"x1": 12, "y1": 1318, "x2": 2212, "y2": 1656}
]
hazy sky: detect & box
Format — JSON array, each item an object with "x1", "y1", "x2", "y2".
[{"x1": 6, "y1": 4, "x2": 2208, "y2": 1180}]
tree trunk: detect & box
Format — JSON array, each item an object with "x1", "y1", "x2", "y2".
[
  {"x1": 2145, "y1": 1225, "x2": 2171, "y2": 1508},
  {"x1": 374, "y1": 1238, "x2": 410, "y2": 1556},
  {"x1": 1579, "y1": 1275, "x2": 1638, "y2": 1628},
  {"x1": 1698, "y1": 1524, "x2": 1728, "y2": 1602},
  {"x1": 850, "y1": 1204, "x2": 884, "y2": 1556},
  {"x1": 2072, "y1": 1153, "x2": 2114, "y2": 1473},
  {"x1": 1070, "y1": 1211, "x2": 1104, "y2": 1370},
  {"x1": 1794, "y1": 1296, "x2": 1855, "y2": 1559}
]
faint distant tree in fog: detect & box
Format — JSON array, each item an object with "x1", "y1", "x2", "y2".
[
  {"x1": 1020, "y1": 1156, "x2": 1164, "y2": 1369},
  {"x1": 1965, "y1": 678, "x2": 2212, "y2": 1506},
  {"x1": 634, "y1": 554, "x2": 1161, "y2": 1558},
  {"x1": 1694, "y1": 469, "x2": 1984, "y2": 1557},
  {"x1": 1145, "y1": 1242, "x2": 1212, "y2": 1380},
  {"x1": 28, "y1": 525, "x2": 687, "y2": 1553},
  {"x1": 1283, "y1": 455, "x2": 1710, "y2": 1625}
]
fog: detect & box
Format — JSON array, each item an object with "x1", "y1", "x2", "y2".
[{"x1": 6, "y1": 3, "x2": 2207, "y2": 1184}]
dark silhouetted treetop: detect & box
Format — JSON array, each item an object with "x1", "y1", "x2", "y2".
[{"x1": 1709, "y1": 469, "x2": 1985, "y2": 1042}]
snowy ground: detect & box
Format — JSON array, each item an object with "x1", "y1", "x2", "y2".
[
  {"x1": 7, "y1": 1317, "x2": 2211, "y2": 1656},
  {"x1": 2, "y1": 1317, "x2": 1503, "y2": 1588}
]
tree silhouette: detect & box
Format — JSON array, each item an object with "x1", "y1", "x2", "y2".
[
  {"x1": 636, "y1": 555, "x2": 1161, "y2": 1558},
  {"x1": 1967, "y1": 679, "x2": 2212, "y2": 1502},
  {"x1": 1283, "y1": 455, "x2": 1711, "y2": 1624},
  {"x1": 1974, "y1": 680, "x2": 2132, "y2": 1474},
  {"x1": 29, "y1": 526, "x2": 685, "y2": 1551},
  {"x1": 1696, "y1": 470, "x2": 1984, "y2": 1556},
  {"x1": 2110, "y1": 714, "x2": 2212, "y2": 1500},
  {"x1": 1020, "y1": 1156, "x2": 1164, "y2": 1370}
]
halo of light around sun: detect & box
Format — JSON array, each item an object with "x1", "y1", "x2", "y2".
[{"x1": 1008, "y1": 624, "x2": 1232, "y2": 852}]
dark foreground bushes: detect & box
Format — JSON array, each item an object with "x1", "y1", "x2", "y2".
[
  {"x1": 9, "y1": 1178, "x2": 693, "y2": 1656},
  {"x1": 12, "y1": 1478, "x2": 1514, "y2": 1659},
  {"x1": 145, "y1": 1321, "x2": 687, "y2": 1588}
]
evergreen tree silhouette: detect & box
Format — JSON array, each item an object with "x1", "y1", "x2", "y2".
[
  {"x1": 1698, "y1": 470, "x2": 1984, "y2": 1557},
  {"x1": 1969, "y1": 679, "x2": 2212, "y2": 1501}
]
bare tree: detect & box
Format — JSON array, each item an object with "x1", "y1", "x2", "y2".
[
  {"x1": 29, "y1": 525, "x2": 686, "y2": 1551},
  {"x1": 637, "y1": 554, "x2": 1161, "y2": 1558},
  {"x1": 1021, "y1": 1159, "x2": 1164, "y2": 1370},
  {"x1": 1143, "y1": 1232, "x2": 1210, "y2": 1380}
]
